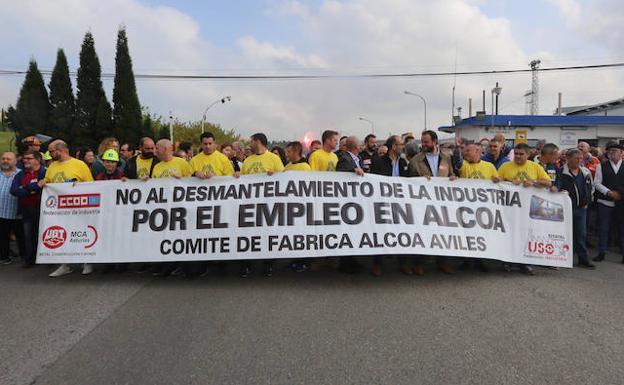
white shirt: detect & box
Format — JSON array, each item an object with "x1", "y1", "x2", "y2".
[
  {"x1": 425, "y1": 152, "x2": 440, "y2": 177},
  {"x1": 595, "y1": 160, "x2": 622, "y2": 207}
]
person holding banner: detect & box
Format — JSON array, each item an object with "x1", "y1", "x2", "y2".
[
  {"x1": 556, "y1": 149, "x2": 595, "y2": 269},
  {"x1": 335, "y1": 136, "x2": 366, "y2": 274},
  {"x1": 151, "y1": 139, "x2": 193, "y2": 277},
  {"x1": 457, "y1": 143, "x2": 500, "y2": 272},
  {"x1": 10, "y1": 150, "x2": 46, "y2": 267},
  {"x1": 283, "y1": 141, "x2": 312, "y2": 272},
  {"x1": 370, "y1": 135, "x2": 411, "y2": 276},
  {"x1": 39, "y1": 140, "x2": 94, "y2": 277},
  {"x1": 408, "y1": 130, "x2": 455, "y2": 275},
  {"x1": 94, "y1": 150, "x2": 124, "y2": 181},
  {"x1": 190, "y1": 132, "x2": 236, "y2": 178},
  {"x1": 498, "y1": 143, "x2": 552, "y2": 275},
  {"x1": 240, "y1": 133, "x2": 285, "y2": 278},
  {"x1": 284, "y1": 141, "x2": 311, "y2": 172},
  {"x1": 125, "y1": 137, "x2": 159, "y2": 180},
  {"x1": 308, "y1": 130, "x2": 339, "y2": 172},
  {"x1": 151, "y1": 139, "x2": 192, "y2": 179}
]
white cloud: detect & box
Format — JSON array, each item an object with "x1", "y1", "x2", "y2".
[
  {"x1": 0, "y1": 0, "x2": 623, "y2": 142},
  {"x1": 237, "y1": 36, "x2": 329, "y2": 69},
  {"x1": 547, "y1": 0, "x2": 582, "y2": 24}
]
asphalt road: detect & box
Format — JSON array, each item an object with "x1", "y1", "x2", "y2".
[{"x1": 1, "y1": 252, "x2": 624, "y2": 385}]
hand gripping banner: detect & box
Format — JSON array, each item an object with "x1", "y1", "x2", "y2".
[{"x1": 37, "y1": 172, "x2": 573, "y2": 267}]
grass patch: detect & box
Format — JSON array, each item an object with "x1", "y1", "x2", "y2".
[{"x1": 0, "y1": 131, "x2": 16, "y2": 152}]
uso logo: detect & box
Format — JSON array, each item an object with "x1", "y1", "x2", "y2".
[
  {"x1": 42, "y1": 226, "x2": 67, "y2": 249},
  {"x1": 58, "y1": 194, "x2": 100, "y2": 209}
]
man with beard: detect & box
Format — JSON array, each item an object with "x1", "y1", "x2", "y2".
[
  {"x1": 124, "y1": 137, "x2": 160, "y2": 180},
  {"x1": 359, "y1": 134, "x2": 378, "y2": 173},
  {"x1": 39, "y1": 140, "x2": 94, "y2": 277},
  {"x1": 0, "y1": 152, "x2": 25, "y2": 265},
  {"x1": 408, "y1": 130, "x2": 455, "y2": 275},
  {"x1": 239, "y1": 133, "x2": 284, "y2": 278},
  {"x1": 370, "y1": 135, "x2": 410, "y2": 276}
]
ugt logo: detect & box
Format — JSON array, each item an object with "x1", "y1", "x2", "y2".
[{"x1": 42, "y1": 226, "x2": 67, "y2": 249}]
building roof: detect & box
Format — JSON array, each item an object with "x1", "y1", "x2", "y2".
[
  {"x1": 439, "y1": 114, "x2": 624, "y2": 133},
  {"x1": 564, "y1": 96, "x2": 624, "y2": 115}
]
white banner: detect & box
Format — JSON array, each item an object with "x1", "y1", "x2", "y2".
[{"x1": 37, "y1": 172, "x2": 573, "y2": 267}]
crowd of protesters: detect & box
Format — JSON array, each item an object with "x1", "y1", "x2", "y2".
[{"x1": 1, "y1": 129, "x2": 623, "y2": 279}]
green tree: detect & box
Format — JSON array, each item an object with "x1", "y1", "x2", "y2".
[
  {"x1": 112, "y1": 27, "x2": 142, "y2": 146},
  {"x1": 11, "y1": 59, "x2": 51, "y2": 145},
  {"x1": 74, "y1": 31, "x2": 108, "y2": 150},
  {"x1": 141, "y1": 113, "x2": 155, "y2": 139},
  {"x1": 48, "y1": 49, "x2": 75, "y2": 141},
  {"x1": 94, "y1": 95, "x2": 114, "y2": 142}
]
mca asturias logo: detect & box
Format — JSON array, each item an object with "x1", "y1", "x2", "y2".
[{"x1": 42, "y1": 225, "x2": 99, "y2": 249}]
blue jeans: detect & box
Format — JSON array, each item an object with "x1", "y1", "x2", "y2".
[
  {"x1": 573, "y1": 207, "x2": 589, "y2": 264},
  {"x1": 597, "y1": 203, "x2": 624, "y2": 255}
]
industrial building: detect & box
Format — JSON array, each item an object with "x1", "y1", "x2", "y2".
[{"x1": 439, "y1": 114, "x2": 624, "y2": 149}]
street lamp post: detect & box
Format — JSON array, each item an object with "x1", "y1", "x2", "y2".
[
  {"x1": 491, "y1": 83, "x2": 502, "y2": 131},
  {"x1": 201, "y1": 96, "x2": 231, "y2": 134},
  {"x1": 358, "y1": 117, "x2": 375, "y2": 134},
  {"x1": 403, "y1": 91, "x2": 427, "y2": 130}
]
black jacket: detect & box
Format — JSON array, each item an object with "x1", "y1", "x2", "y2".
[
  {"x1": 556, "y1": 164, "x2": 593, "y2": 209},
  {"x1": 124, "y1": 155, "x2": 159, "y2": 179},
  {"x1": 336, "y1": 152, "x2": 361, "y2": 172},
  {"x1": 370, "y1": 154, "x2": 409, "y2": 177}
]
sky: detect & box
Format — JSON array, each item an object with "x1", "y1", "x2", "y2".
[{"x1": 1, "y1": 0, "x2": 623, "y2": 141}]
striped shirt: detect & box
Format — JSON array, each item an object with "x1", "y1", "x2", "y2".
[{"x1": 0, "y1": 169, "x2": 21, "y2": 219}]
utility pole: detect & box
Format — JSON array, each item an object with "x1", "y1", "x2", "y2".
[{"x1": 529, "y1": 59, "x2": 541, "y2": 115}]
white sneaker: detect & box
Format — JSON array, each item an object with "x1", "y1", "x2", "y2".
[
  {"x1": 82, "y1": 263, "x2": 93, "y2": 275},
  {"x1": 49, "y1": 264, "x2": 73, "y2": 278}
]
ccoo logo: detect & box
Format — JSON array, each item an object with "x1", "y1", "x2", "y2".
[{"x1": 42, "y1": 226, "x2": 67, "y2": 249}]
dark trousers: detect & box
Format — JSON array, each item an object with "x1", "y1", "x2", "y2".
[
  {"x1": 0, "y1": 217, "x2": 26, "y2": 260},
  {"x1": 573, "y1": 207, "x2": 589, "y2": 264},
  {"x1": 597, "y1": 203, "x2": 624, "y2": 255},
  {"x1": 21, "y1": 206, "x2": 40, "y2": 265}
]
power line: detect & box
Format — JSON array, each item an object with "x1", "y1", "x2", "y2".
[{"x1": 0, "y1": 62, "x2": 623, "y2": 81}]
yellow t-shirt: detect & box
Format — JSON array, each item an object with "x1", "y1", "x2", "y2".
[
  {"x1": 459, "y1": 160, "x2": 499, "y2": 180},
  {"x1": 498, "y1": 160, "x2": 550, "y2": 182},
  {"x1": 308, "y1": 149, "x2": 338, "y2": 171},
  {"x1": 136, "y1": 156, "x2": 155, "y2": 179},
  {"x1": 241, "y1": 151, "x2": 285, "y2": 175},
  {"x1": 190, "y1": 151, "x2": 234, "y2": 176},
  {"x1": 151, "y1": 157, "x2": 192, "y2": 178},
  {"x1": 45, "y1": 157, "x2": 94, "y2": 183},
  {"x1": 285, "y1": 161, "x2": 312, "y2": 171}
]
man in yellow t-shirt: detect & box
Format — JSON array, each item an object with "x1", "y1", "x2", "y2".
[
  {"x1": 498, "y1": 143, "x2": 551, "y2": 188},
  {"x1": 190, "y1": 132, "x2": 235, "y2": 178},
  {"x1": 239, "y1": 133, "x2": 284, "y2": 278},
  {"x1": 241, "y1": 133, "x2": 285, "y2": 175},
  {"x1": 42, "y1": 140, "x2": 93, "y2": 184},
  {"x1": 308, "y1": 130, "x2": 339, "y2": 171},
  {"x1": 39, "y1": 139, "x2": 94, "y2": 278},
  {"x1": 459, "y1": 143, "x2": 500, "y2": 181},
  {"x1": 151, "y1": 139, "x2": 192, "y2": 179},
  {"x1": 498, "y1": 142, "x2": 551, "y2": 276},
  {"x1": 458, "y1": 142, "x2": 500, "y2": 273},
  {"x1": 126, "y1": 137, "x2": 159, "y2": 180},
  {"x1": 284, "y1": 141, "x2": 311, "y2": 171}
]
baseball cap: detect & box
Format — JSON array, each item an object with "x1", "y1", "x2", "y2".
[{"x1": 101, "y1": 149, "x2": 120, "y2": 162}]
